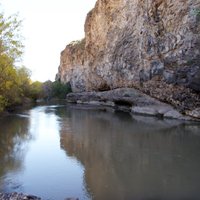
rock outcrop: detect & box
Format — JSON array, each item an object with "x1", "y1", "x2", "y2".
[
  {"x1": 56, "y1": 0, "x2": 200, "y2": 117},
  {"x1": 66, "y1": 88, "x2": 199, "y2": 120}
]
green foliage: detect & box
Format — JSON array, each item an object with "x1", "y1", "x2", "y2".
[
  {"x1": 24, "y1": 80, "x2": 72, "y2": 102},
  {"x1": 17, "y1": 66, "x2": 31, "y2": 97},
  {"x1": 0, "y1": 10, "x2": 72, "y2": 112},
  {"x1": 0, "y1": 11, "x2": 28, "y2": 112},
  {"x1": 0, "y1": 57, "x2": 22, "y2": 109},
  {"x1": 196, "y1": 9, "x2": 200, "y2": 17},
  {"x1": 52, "y1": 81, "x2": 72, "y2": 99},
  {"x1": 29, "y1": 81, "x2": 43, "y2": 101},
  {"x1": 193, "y1": 8, "x2": 200, "y2": 21},
  {"x1": 0, "y1": 13, "x2": 24, "y2": 62},
  {"x1": 35, "y1": 80, "x2": 72, "y2": 101}
]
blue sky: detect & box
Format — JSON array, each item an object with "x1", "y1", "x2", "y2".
[{"x1": 0, "y1": 0, "x2": 96, "y2": 81}]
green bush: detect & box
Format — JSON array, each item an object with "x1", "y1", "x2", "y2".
[{"x1": 52, "y1": 81, "x2": 72, "y2": 99}]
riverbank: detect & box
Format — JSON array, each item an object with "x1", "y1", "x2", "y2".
[
  {"x1": 0, "y1": 105, "x2": 32, "y2": 118},
  {"x1": 66, "y1": 88, "x2": 200, "y2": 121},
  {"x1": 0, "y1": 193, "x2": 41, "y2": 200},
  {"x1": 0, "y1": 99, "x2": 68, "y2": 118},
  {"x1": 0, "y1": 98, "x2": 34, "y2": 117},
  {"x1": 0, "y1": 193, "x2": 79, "y2": 200}
]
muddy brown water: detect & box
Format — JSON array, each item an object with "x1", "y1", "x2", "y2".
[{"x1": 0, "y1": 105, "x2": 200, "y2": 200}]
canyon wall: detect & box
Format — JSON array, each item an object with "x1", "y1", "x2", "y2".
[{"x1": 57, "y1": 0, "x2": 200, "y2": 112}]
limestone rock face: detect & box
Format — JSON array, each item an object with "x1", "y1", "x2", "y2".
[{"x1": 57, "y1": 0, "x2": 200, "y2": 111}]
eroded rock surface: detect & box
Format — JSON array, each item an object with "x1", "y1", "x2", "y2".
[
  {"x1": 66, "y1": 88, "x2": 199, "y2": 121},
  {"x1": 57, "y1": 0, "x2": 200, "y2": 117}
]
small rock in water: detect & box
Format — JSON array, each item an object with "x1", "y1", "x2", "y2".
[{"x1": 65, "y1": 198, "x2": 79, "y2": 200}]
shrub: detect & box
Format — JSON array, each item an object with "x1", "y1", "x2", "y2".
[{"x1": 52, "y1": 81, "x2": 72, "y2": 99}]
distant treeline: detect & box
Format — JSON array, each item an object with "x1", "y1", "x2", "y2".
[
  {"x1": 29, "y1": 80, "x2": 72, "y2": 102},
  {"x1": 0, "y1": 12, "x2": 71, "y2": 112}
]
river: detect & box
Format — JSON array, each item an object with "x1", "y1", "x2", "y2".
[{"x1": 0, "y1": 104, "x2": 200, "y2": 200}]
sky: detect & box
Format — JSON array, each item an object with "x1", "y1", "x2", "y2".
[{"x1": 0, "y1": 0, "x2": 97, "y2": 82}]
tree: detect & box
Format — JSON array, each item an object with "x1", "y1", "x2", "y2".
[
  {"x1": 16, "y1": 66, "x2": 31, "y2": 97},
  {"x1": 42, "y1": 80, "x2": 53, "y2": 100},
  {"x1": 29, "y1": 81, "x2": 43, "y2": 101},
  {"x1": 0, "y1": 12, "x2": 24, "y2": 111}
]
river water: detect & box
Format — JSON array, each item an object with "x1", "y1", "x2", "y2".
[{"x1": 0, "y1": 104, "x2": 200, "y2": 200}]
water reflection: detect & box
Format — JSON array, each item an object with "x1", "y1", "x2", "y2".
[
  {"x1": 0, "y1": 106, "x2": 88, "y2": 200},
  {"x1": 0, "y1": 105, "x2": 200, "y2": 200},
  {"x1": 0, "y1": 114, "x2": 31, "y2": 191},
  {"x1": 57, "y1": 106, "x2": 200, "y2": 200}
]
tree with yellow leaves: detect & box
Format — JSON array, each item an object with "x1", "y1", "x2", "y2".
[{"x1": 0, "y1": 12, "x2": 25, "y2": 111}]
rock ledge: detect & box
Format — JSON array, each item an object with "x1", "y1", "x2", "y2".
[{"x1": 66, "y1": 88, "x2": 200, "y2": 121}]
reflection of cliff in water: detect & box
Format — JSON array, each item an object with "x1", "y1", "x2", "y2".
[
  {"x1": 0, "y1": 115, "x2": 31, "y2": 191},
  {"x1": 58, "y1": 106, "x2": 200, "y2": 200}
]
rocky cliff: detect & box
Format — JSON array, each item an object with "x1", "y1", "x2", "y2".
[{"x1": 57, "y1": 0, "x2": 200, "y2": 116}]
